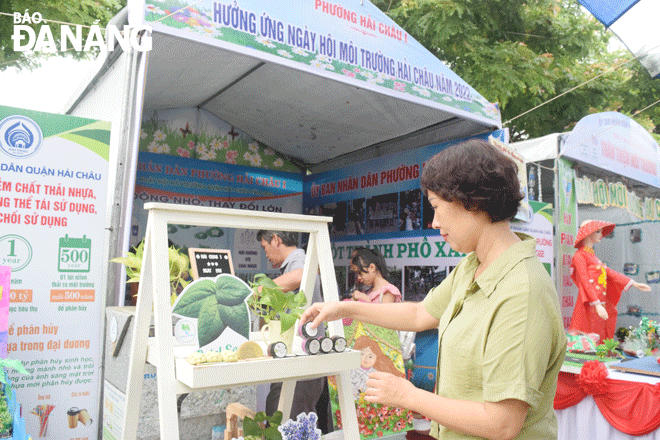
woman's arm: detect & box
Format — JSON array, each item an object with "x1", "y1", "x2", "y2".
[
  {"x1": 300, "y1": 300, "x2": 439, "y2": 332},
  {"x1": 365, "y1": 372, "x2": 529, "y2": 440}
]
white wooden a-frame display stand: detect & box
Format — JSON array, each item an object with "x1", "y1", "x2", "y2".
[{"x1": 121, "y1": 203, "x2": 361, "y2": 439}]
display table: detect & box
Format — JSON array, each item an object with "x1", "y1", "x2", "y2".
[
  {"x1": 121, "y1": 203, "x2": 361, "y2": 440},
  {"x1": 555, "y1": 361, "x2": 660, "y2": 439}
]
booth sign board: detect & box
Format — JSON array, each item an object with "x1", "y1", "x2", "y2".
[
  {"x1": 142, "y1": 0, "x2": 500, "y2": 127},
  {"x1": 0, "y1": 105, "x2": 111, "y2": 440},
  {"x1": 561, "y1": 112, "x2": 660, "y2": 189}
]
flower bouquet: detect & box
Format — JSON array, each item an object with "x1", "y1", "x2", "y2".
[{"x1": 232, "y1": 411, "x2": 321, "y2": 440}]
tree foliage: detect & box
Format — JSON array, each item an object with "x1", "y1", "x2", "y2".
[
  {"x1": 0, "y1": 0, "x2": 123, "y2": 71},
  {"x1": 372, "y1": 0, "x2": 660, "y2": 140},
  {"x1": 2, "y1": 0, "x2": 659, "y2": 141}
]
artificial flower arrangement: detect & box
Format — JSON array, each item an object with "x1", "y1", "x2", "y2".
[
  {"x1": 617, "y1": 317, "x2": 660, "y2": 358},
  {"x1": 232, "y1": 411, "x2": 321, "y2": 440},
  {"x1": 595, "y1": 338, "x2": 623, "y2": 359}
]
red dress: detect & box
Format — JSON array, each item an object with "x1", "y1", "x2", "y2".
[{"x1": 569, "y1": 246, "x2": 632, "y2": 342}]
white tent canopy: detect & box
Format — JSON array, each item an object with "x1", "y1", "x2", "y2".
[
  {"x1": 66, "y1": 0, "x2": 502, "y2": 303},
  {"x1": 132, "y1": 0, "x2": 501, "y2": 170},
  {"x1": 510, "y1": 133, "x2": 564, "y2": 163}
]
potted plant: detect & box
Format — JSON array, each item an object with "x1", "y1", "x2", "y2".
[
  {"x1": 111, "y1": 240, "x2": 192, "y2": 305},
  {"x1": 596, "y1": 338, "x2": 622, "y2": 358},
  {"x1": 247, "y1": 274, "x2": 307, "y2": 351},
  {"x1": 233, "y1": 411, "x2": 322, "y2": 440},
  {"x1": 240, "y1": 410, "x2": 283, "y2": 440}
]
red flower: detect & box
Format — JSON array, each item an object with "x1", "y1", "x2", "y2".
[{"x1": 577, "y1": 360, "x2": 609, "y2": 395}]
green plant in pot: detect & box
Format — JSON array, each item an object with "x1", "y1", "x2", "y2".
[
  {"x1": 242, "y1": 410, "x2": 283, "y2": 440},
  {"x1": 111, "y1": 240, "x2": 192, "y2": 305},
  {"x1": 247, "y1": 273, "x2": 306, "y2": 351}
]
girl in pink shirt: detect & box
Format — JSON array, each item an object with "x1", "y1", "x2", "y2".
[{"x1": 350, "y1": 248, "x2": 401, "y2": 303}]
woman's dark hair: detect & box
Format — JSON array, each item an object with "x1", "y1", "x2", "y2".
[
  {"x1": 351, "y1": 248, "x2": 388, "y2": 278},
  {"x1": 420, "y1": 138, "x2": 523, "y2": 222}
]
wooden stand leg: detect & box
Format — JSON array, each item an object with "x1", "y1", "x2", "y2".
[
  {"x1": 120, "y1": 204, "x2": 359, "y2": 440},
  {"x1": 150, "y1": 213, "x2": 181, "y2": 437},
  {"x1": 121, "y1": 221, "x2": 154, "y2": 440},
  {"x1": 335, "y1": 371, "x2": 359, "y2": 437},
  {"x1": 278, "y1": 379, "x2": 296, "y2": 420}
]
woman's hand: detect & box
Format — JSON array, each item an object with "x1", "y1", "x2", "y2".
[
  {"x1": 364, "y1": 371, "x2": 417, "y2": 408},
  {"x1": 595, "y1": 303, "x2": 608, "y2": 320},
  {"x1": 300, "y1": 301, "x2": 347, "y2": 329},
  {"x1": 352, "y1": 290, "x2": 370, "y2": 302}
]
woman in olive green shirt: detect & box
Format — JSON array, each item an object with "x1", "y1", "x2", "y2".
[{"x1": 301, "y1": 139, "x2": 566, "y2": 440}]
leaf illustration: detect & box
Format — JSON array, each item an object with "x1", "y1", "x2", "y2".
[
  {"x1": 197, "y1": 296, "x2": 225, "y2": 347},
  {"x1": 215, "y1": 274, "x2": 252, "y2": 306},
  {"x1": 172, "y1": 279, "x2": 216, "y2": 317},
  {"x1": 217, "y1": 303, "x2": 250, "y2": 339}
]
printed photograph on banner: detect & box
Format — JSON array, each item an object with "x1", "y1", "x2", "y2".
[
  {"x1": 398, "y1": 189, "x2": 422, "y2": 231},
  {"x1": 422, "y1": 197, "x2": 434, "y2": 229},
  {"x1": 347, "y1": 199, "x2": 366, "y2": 235},
  {"x1": 366, "y1": 193, "x2": 398, "y2": 234},
  {"x1": 322, "y1": 202, "x2": 347, "y2": 236},
  {"x1": 404, "y1": 266, "x2": 447, "y2": 302},
  {"x1": 389, "y1": 266, "x2": 403, "y2": 294}
]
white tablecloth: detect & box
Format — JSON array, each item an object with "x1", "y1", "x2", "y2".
[
  {"x1": 556, "y1": 395, "x2": 660, "y2": 440},
  {"x1": 556, "y1": 366, "x2": 660, "y2": 440}
]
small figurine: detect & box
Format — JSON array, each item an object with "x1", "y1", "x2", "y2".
[{"x1": 570, "y1": 220, "x2": 652, "y2": 342}]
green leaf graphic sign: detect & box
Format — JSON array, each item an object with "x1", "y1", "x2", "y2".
[{"x1": 173, "y1": 274, "x2": 252, "y2": 347}]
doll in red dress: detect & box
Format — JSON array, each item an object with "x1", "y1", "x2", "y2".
[{"x1": 569, "y1": 220, "x2": 651, "y2": 342}]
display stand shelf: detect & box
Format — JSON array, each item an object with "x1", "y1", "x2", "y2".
[{"x1": 121, "y1": 203, "x2": 361, "y2": 440}]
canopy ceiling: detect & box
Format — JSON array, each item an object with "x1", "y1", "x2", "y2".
[
  {"x1": 578, "y1": 0, "x2": 660, "y2": 78},
  {"x1": 134, "y1": 0, "x2": 500, "y2": 170}
]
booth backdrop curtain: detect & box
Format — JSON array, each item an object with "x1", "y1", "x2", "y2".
[{"x1": 554, "y1": 361, "x2": 660, "y2": 436}]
